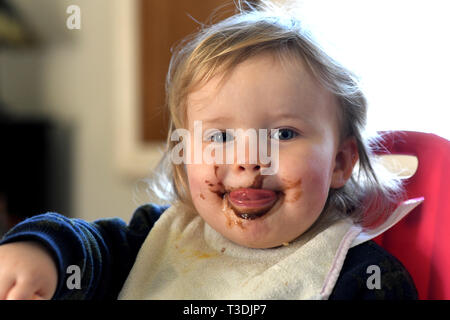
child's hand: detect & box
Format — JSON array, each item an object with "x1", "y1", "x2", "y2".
[{"x1": 0, "y1": 241, "x2": 58, "y2": 300}]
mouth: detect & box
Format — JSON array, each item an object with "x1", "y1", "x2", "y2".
[{"x1": 221, "y1": 188, "x2": 281, "y2": 220}]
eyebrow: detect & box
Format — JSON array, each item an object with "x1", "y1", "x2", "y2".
[
  {"x1": 199, "y1": 113, "x2": 313, "y2": 131},
  {"x1": 272, "y1": 112, "x2": 304, "y2": 119},
  {"x1": 200, "y1": 116, "x2": 234, "y2": 125},
  {"x1": 201, "y1": 111, "x2": 312, "y2": 123},
  {"x1": 270, "y1": 111, "x2": 314, "y2": 124}
]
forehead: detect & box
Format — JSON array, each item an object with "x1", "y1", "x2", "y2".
[{"x1": 186, "y1": 52, "x2": 339, "y2": 127}]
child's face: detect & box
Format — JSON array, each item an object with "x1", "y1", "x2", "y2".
[{"x1": 184, "y1": 53, "x2": 357, "y2": 248}]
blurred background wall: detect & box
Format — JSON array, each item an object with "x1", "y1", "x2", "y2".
[{"x1": 0, "y1": 0, "x2": 140, "y2": 224}]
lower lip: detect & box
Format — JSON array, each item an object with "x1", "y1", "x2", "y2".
[{"x1": 226, "y1": 188, "x2": 279, "y2": 219}]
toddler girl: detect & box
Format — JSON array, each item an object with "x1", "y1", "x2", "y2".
[{"x1": 0, "y1": 1, "x2": 419, "y2": 300}]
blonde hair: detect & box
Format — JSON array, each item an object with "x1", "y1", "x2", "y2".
[{"x1": 138, "y1": 1, "x2": 405, "y2": 228}]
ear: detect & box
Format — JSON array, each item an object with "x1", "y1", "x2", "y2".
[{"x1": 330, "y1": 136, "x2": 359, "y2": 189}]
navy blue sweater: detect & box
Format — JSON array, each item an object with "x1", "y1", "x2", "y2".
[{"x1": 0, "y1": 204, "x2": 418, "y2": 300}]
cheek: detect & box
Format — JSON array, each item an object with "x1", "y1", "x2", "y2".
[
  {"x1": 186, "y1": 164, "x2": 205, "y2": 199},
  {"x1": 306, "y1": 154, "x2": 333, "y2": 185},
  {"x1": 186, "y1": 164, "x2": 223, "y2": 208},
  {"x1": 305, "y1": 155, "x2": 335, "y2": 207},
  {"x1": 280, "y1": 145, "x2": 334, "y2": 202}
]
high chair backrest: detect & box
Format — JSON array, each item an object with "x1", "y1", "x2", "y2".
[{"x1": 373, "y1": 131, "x2": 450, "y2": 300}]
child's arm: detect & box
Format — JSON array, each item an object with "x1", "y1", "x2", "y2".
[
  {"x1": 0, "y1": 203, "x2": 169, "y2": 299},
  {"x1": 329, "y1": 240, "x2": 418, "y2": 300}
]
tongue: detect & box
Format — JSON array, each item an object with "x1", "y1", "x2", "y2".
[{"x1": 229, "y1": 188, "x2": 277, "y2": 208}]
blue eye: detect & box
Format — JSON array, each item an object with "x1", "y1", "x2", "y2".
[
  {"x1": 207, "y1": 131, "x2": 233, "y2": 143},
  {"x1": 271, "y1": 128, "x2": 299, "y2": 141}
]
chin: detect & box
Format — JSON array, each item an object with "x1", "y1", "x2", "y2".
[
  {"x1": 224, "y1": 230, "x2": 281, "y2": 249},
  {"x1": 240, "y1": 241, "x2": 277, "y2": 249}
]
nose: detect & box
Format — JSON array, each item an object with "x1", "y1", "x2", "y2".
[
  {"x1": 231, "y1": 162, "x2": 262, "y2": 182},
  {"x1": 237, "y1": 163, "x2": 261, "y2": 172},
  {"x1": 230, "y1": 133, "x2": 267, "y2": 175},
  {"x1": 225, "y1": 162, "x2": 264, "y2": 189},
  {"x1": 216, "y1": 162, "x2": 264, "y2": 190}
]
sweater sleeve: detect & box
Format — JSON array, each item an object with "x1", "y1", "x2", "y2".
[
  {"x1": 329, "y1": 240, "x2": 418, "y2": 300},
  {"x1": 0, "y1": 203, "x2": 169, "y2": 300}
]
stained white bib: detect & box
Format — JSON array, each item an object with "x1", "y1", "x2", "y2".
[{"x1": 118, "y1": 202, "x2": 364, "y2": 300}]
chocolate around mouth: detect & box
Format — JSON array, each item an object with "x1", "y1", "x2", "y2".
[{"x1": 222, "y1": 191, "x2": 281, "y2": 220}]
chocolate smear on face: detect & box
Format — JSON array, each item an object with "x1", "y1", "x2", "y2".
[
  {"x1": 222, "y1": 194, "x2": 245, "y2": 229},
  {"x1": 281, "y1": 177, "x2": 302, "y2": 189},
  {"x1": 206, "y1": 171, "x2": 301, "y2": 224},
  {"x1": 281, "y1": 177, "x2": 302, "y2": 203},
  {"x1": 286, "y1": 190, "x2": 302, "y2": 203},
  {"x1": 249, "y1": 174, "x2": 264, "y2": 189},
  {"x1": 205, "y1": 179, "x2": 225, "y2": 199}
]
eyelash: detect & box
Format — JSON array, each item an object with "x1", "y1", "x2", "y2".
[
  {"x1": 205, "y1": 131, "x2": 233, "y2": 143},
  {"x1": 205, "y1": 128, "x2": 300, "y2": 143},
  {"x1": 271, "y1": 128, "x2": 300, "y2": 141}
]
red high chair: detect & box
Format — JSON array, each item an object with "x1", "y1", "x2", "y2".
[{"x1": 373, "y1": 131, "x2": 450, "y2": 300}]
